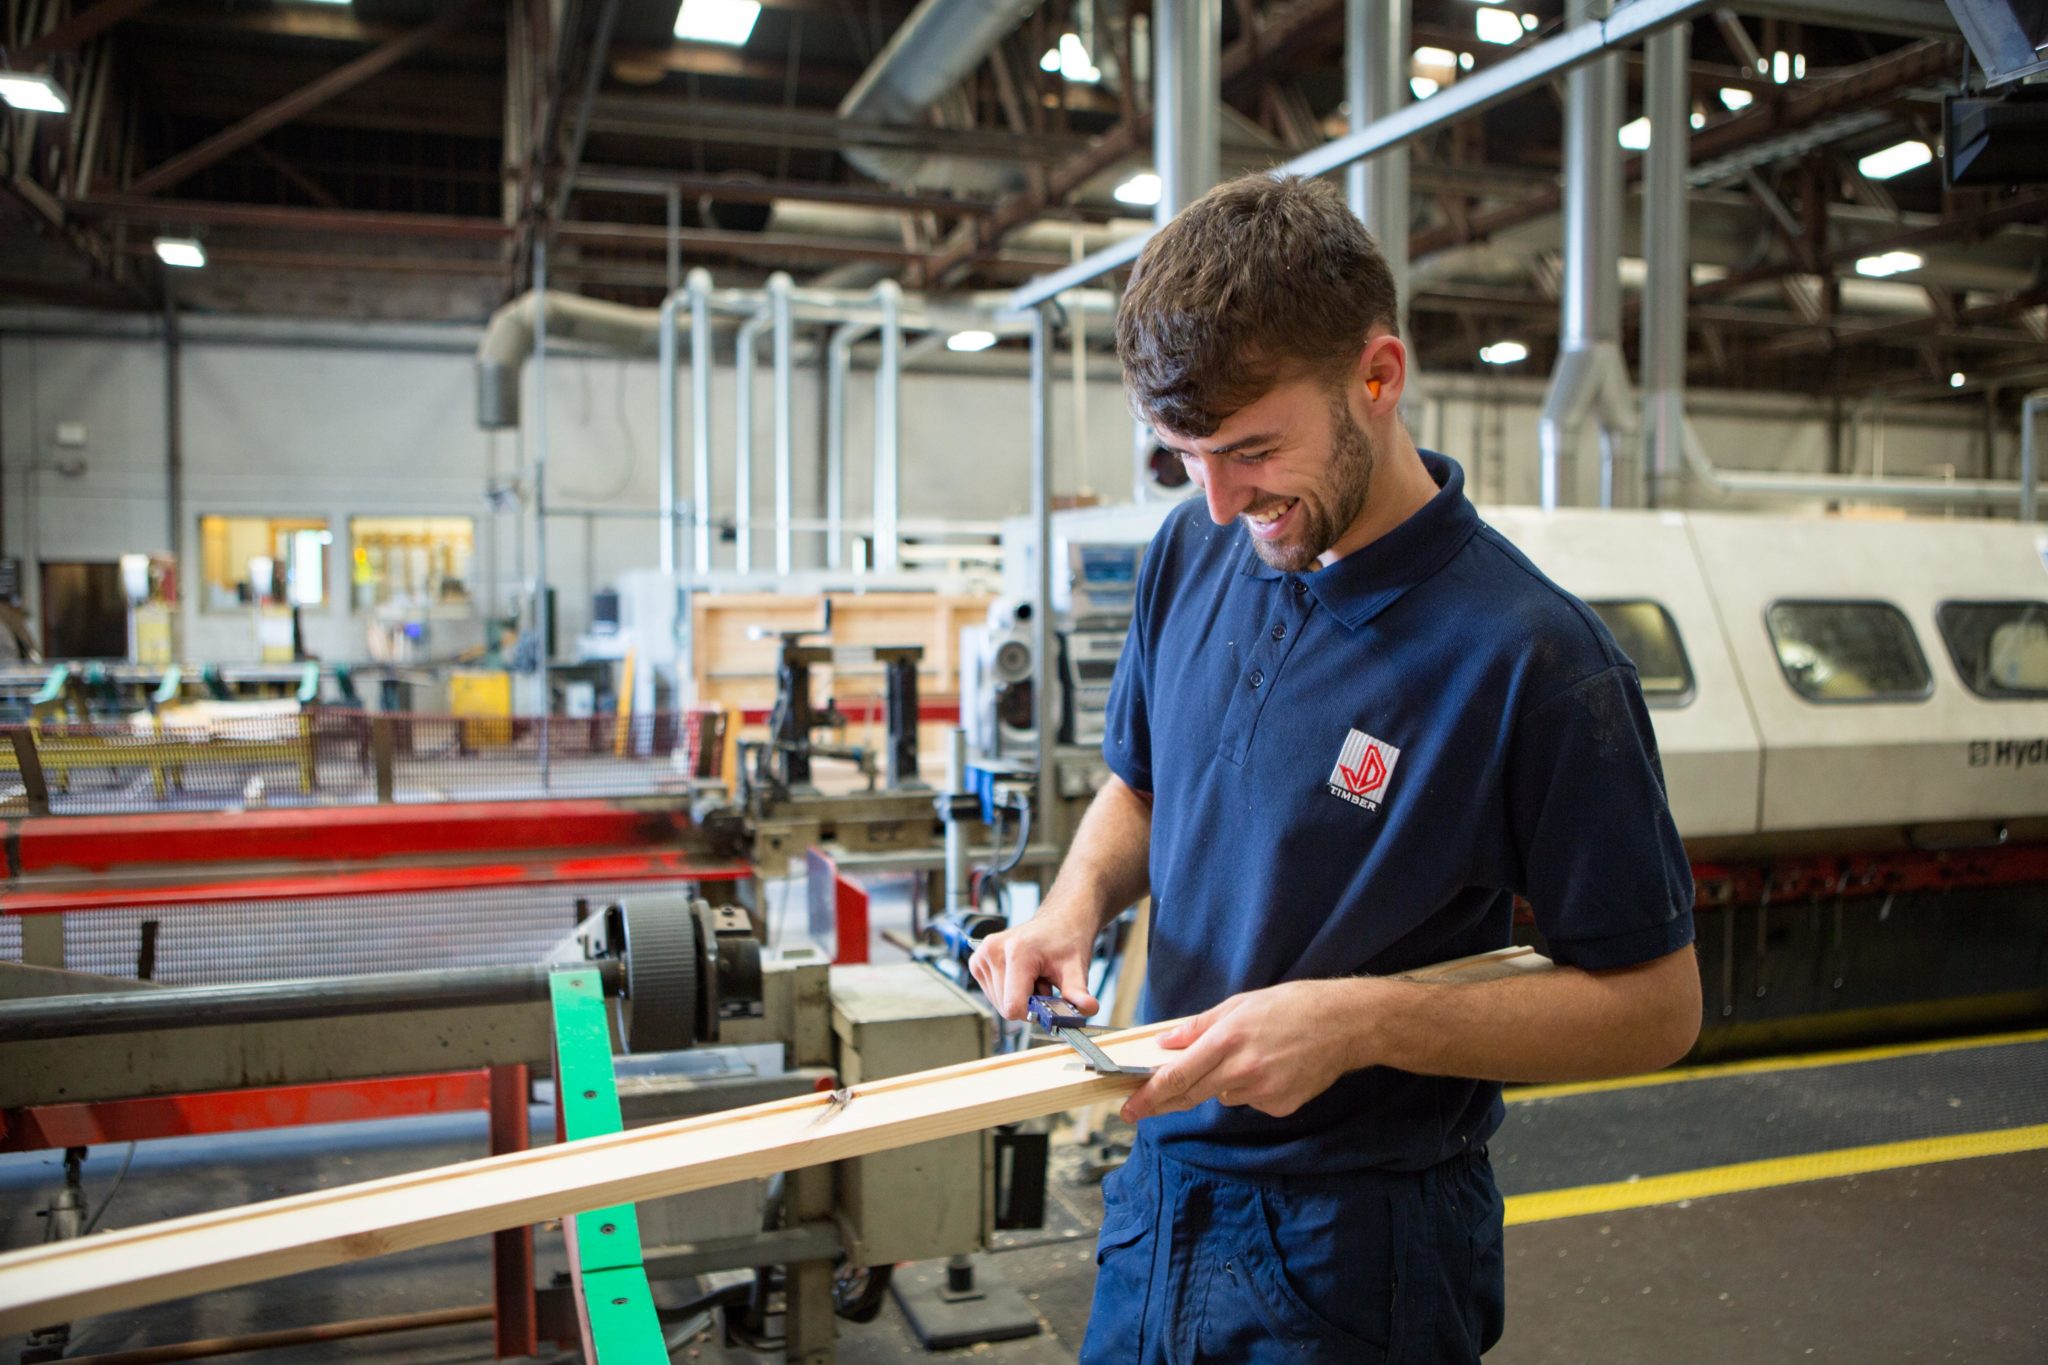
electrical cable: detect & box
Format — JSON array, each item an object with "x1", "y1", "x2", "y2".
[{"x1": 82, "y1": 1142, "x2": 137, "y2": 1235}]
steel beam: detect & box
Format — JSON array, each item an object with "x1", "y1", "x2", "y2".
[
  {"x1": 125, "y1": 0, "x2": 487, "y2": 198},
  {"x1": 16, "y1": 0, "x2": 165, "y2": 59}
]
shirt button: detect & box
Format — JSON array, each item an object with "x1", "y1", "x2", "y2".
[
  {"x1": 1270, "y1": 623, "x2": 1286, "y2": 642},
  {"x1": 1290, "y1": 578, "x2": 1307, "y2": 596},
  {"x1": 1249, "y1": 669, "x2": 1264, "y2": 688}
]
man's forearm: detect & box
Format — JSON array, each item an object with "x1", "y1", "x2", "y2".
[
  {"x1": 1346, "y1": 946, "x2": 1702, "y2": 1082},
  {"x1": 1042, "y1": 775, "x2": 1153, "y2": 934}
]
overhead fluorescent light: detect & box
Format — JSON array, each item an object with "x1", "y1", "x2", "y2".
[
  {"x1": 1858, "y1": 139, "x2": 1932, "y2": 180},
  {"x1": 1950, "y1": 372, "x2": 1966, "y2": 388},
  {"x1": 1414, "y1": 46, "x2": 1457, "y2": 68},
  {"x1": 1618, "y1": 117, "x2": 1652, "y2": 150},
  {"x1": 1041, "y1": 33, "x2": 1101, "y2": 82},
  {"x1": 1719, "y1": 87, "x2": 1753, "y2": 111},
  {"x1": 1475, "y1": 8, "x2": 1524, "y2": 43},
  {"x1": 1521, "y1": 12, "x2": 1538, "y2": 28},
  {"x1": 0, "y1": 72, "x2": 69, "y2": 114},
  {"x1": 1479, "y1": 340, "x2": 1528, "y2": 365},
  {"x1": 674, "y1": 0, "x2": 761, "y2": 45},
  {"x1": 1459, "y1": 52, "x2": 1475, "y2": 70},
  {"x1": 947, "y1": 330, "x2": 997, "y2": 353},
  {"x1": 1853, "y1": 250, "x2": 1922, "y2": 278},
  {"x1": 1411, "y1": 76, "x2": 1440, "y2": 99},
  {"x1": 153, "y1": 237, "x2": 207, "y2": 268},
  {"x1": 1060, "y1": 32, "x2": 1102, "y2": 82},
  {"x1": 1113, "y1": 171, "x2": 1162, "y2": 207},
  {"x1": 1794, "y1": 53, "x2": 1806, "y2": 79}
]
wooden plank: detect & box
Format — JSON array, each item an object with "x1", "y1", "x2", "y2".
[{"x1": 0, "y1": 947, "x2": 1547, "y2": 1332}]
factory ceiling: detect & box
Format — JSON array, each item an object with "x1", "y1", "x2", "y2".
[{"x1": 1, "y1": 0, "x2": 2044, "y2": 404}]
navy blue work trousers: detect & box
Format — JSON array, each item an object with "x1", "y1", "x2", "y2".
[{"x1": 1080, "y1": 1136, "x2": 1506, "y2": 1364}]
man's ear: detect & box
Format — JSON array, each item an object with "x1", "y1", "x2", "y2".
[{"x1": 1356, "y1": 332, "x2": 1407, "y2": 411}]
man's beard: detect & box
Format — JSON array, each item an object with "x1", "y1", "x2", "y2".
[{"x1": 1246, "y1": 391, "x2": 1376, "y2": 572}]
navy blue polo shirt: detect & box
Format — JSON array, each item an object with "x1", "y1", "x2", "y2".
[{"x1": 1103, "y1": 450, "x2": 1694, "y2": 1175}]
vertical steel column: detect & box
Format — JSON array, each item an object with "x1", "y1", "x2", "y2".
[
  {"x1": 656, "y1": 292, "x2": 679, "y2": 576},
  {"x1": 769, "y1": 272, "x2": 795, "y2": 576},
  {"x1": 1347, "y1": 0, "x2": 1410, "y2": 338},
  {"x1": 1153, "y1": 0, "x2": 1220, "y2": 219},
  {"x1": 873, "y1": 279, "x2": 903, "y2": 573},
  {"x1": 1030, "y1": 303, "x2": 1058, "y2": 840},
  {"x1": 2022, "y1": 391, "x2": 2046, "y2": 523},
  {"x1": 164, "y1": 273, "x2": 184, "y2": 657},
  {"x1": 533, "y1": 245, "x2": 552, "y2": 780},
  {"x1": 688, "y1": 268, "x2": 713, "y2": 576},
  {"x1": 1641, "y1": 23, "x2": 1691, "y2": 508},
  {"x1": 1138, "y1": 0, "x2": 1221, "y2": 498}
]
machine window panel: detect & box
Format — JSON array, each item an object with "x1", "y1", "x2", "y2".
[
  {"x1": 1587, "y1": 600, "x2": 1694, "y2": 705},
  {"x1": 347, "y1": 516, "x2": 476, "y2": 611},
  {"x1": 1765, "y1": 601, "x2": 1933, "y2": 703},
  {"x1": 197, "y1": 515, "x2": 331, "y2": 612},
  {"x1": 1935, "y1": 601, "x2": 2048, "y2": 700}
]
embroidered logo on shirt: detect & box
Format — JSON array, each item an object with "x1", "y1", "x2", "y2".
[{"x1": 1328, "y1": 728, "x2": 1401, "y2": 812}]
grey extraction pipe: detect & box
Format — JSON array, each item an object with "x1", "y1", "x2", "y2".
[
  {"x1": 770, "y1": 272, "x2": 796, "y2": 576},
  {"x1": 1538, "y1": 0, "x2": 1636, "y2": 510},
  {"x1": 1640, "y1": 22, "x2": 1690, "y2": 507},
  {"x1": 874, "y1": 279, "x2": 903, "y2": 572},
  {"x1": 734, "y1": 305, "x2": 770, "y2": 572},
  {"x1": 835, "y1": 0, "x2": 1047, "y2": 193},
  {"x1": 1347, "y1": 0, "x2": 1410, "y2": 338}
]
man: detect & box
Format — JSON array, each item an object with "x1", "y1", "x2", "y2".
[{"x1": 970, "y1": 172, "x2": 1701, "y2": 1363}]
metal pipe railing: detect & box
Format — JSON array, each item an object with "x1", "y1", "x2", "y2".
[{"x1": 733, "y1": 306, "x2": 771, "y2": 573}]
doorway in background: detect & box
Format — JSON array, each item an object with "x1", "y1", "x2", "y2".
[{"x1": 40, "y1": 561, "x2": 127, "y2": 659}]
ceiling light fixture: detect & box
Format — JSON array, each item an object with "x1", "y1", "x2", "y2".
[
  {"x1": 947, "y1": 330, "x2": 997, "y2": 353},
  {"x1": 1853, "y1": 250, "x2": 1923, "y2": 278},
  {"x1": 153, "y1": 237, "x2": 207, "y2": 268},
  {"x1": 1459, "y1": 52, "x2": 1475, "y2": 70},
  {"x1": 1113, "y1": 171, "x2": 1162, "y2": 207},
  {"x1": 0, "y1": 71, "x2": 69, "y2": 114},
  {"x1": 1479, "y1": 341, "x2": 1529, "y2": 365},
  {"x1": 1041, "y1": 32, "x2": 1100, "y2": 82},
  {"x1": 1414, "y1": 46, "x2": 1457, "y2": 68},
  {"x1": 1719, "y1": 87, "x2": 1753, "y2": 111},
  {"x1": 1475, "y1": 8, "x2": 1524, "y2": 43},
  {"x1": 1771, "y1": 50, "x2": 1790, "y2": 83},
  {"x1": 1617, "y1": 116, "x2": 1652, "y2": 150},
  {"x1": 674, "y1": 0, "x2": 761, "y2": 46},
  {"x1": 1950, "y1": 372, "x2": 1966, "y2": 388},
  {"x1": 1857, "y1": 139, "x2": 1933, "y2": 180},
  {"x1": 1411, "y1": 76, "x2": 1440, "y2": 99},
  {"x1": 1690, "y1": 110, "x2": 1706, "y2": 130}
]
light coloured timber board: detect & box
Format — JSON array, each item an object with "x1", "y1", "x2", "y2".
[{"x1": 0, "y1": 946, "x2": 1547, "y2": 1332}]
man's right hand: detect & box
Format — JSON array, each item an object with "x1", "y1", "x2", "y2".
[{"x1": 968, "y1": 908, "x2": 1101, "y2": 1022}]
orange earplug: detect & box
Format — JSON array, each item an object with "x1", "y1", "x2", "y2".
[{"x1": 1366, "y1": 379, "x2": 1383, "y2": 400}]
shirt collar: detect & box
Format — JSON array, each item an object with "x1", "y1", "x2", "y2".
[{"x1": 1239, "y1": 450, "x2": 1480, "y2": 631}]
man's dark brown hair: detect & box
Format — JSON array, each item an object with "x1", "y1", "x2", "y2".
[{"x1": 1116, "y1": 171, "x2": 1399, "y2": 438}]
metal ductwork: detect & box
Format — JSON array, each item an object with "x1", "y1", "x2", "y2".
[
  {"x1": 475, "y1": 291, "x2": 666, "y2": 429},
  {"x1": 835, "y1": 0, "x2": 1047, "y2": 193}
]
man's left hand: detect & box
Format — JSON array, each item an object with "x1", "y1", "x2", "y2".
[{"x1": 1119, "y1": 978, "x2": 1379, "y2": 1123}]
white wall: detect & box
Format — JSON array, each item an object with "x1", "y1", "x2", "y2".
[{"x1": 0, "y1": 308, "x2": 2022, "y2": 667}]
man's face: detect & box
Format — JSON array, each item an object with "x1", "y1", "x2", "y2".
[{"x1": 1155, "y1": 376, "x2": 1377, "y2": 573}]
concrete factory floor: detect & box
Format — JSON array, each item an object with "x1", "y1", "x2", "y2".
[{"x1": 5, "y1": 879, "x2": 2046, "y2": 1363}]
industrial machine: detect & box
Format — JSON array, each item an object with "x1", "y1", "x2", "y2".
[{"x1": 0, "y1": 884, "x2": 1006, "y2": 1363}]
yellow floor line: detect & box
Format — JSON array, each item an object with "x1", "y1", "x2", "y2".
[
  {"x1": 1504, "y1": 1122, "x2": 2048, "y2": 1227},
  {"x1": 1507, "y1": 1027, "x2": 2048, "y2": 1105}
]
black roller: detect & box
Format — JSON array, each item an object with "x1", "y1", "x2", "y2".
[{"x1": 615, "y1": 896, "x2": 703, "y2": 1054}]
